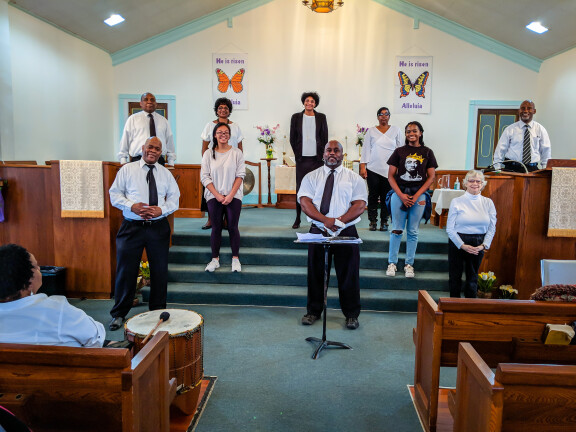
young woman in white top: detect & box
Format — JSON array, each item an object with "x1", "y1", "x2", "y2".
[
  {"x1": 200, "y1": 97, "x2": 244, "y2": 230},
  {"x1": 446, "y1": 170, "x2": 497, "y2": 297},
  {"x1": 201, "y1": 123, "x2": 246, "y2": 272},
  {"x1": 359, "y1": 106, "x2": 403, "y2": 231}
]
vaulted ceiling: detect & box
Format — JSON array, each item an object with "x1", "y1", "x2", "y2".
[{"x1": 9, "y1": 0, "x2": 576, "y2": 61}]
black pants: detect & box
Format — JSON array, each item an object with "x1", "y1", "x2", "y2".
[
  {"x1": 207, "y1": 198, "x2": 242, "y2": 257},
  {"x1": 110, "y1": 218, "x2": 171, "y2": 318},
  {"x1": 366, "y1": 169, "x2": 391, "y2": 224},
  {"x1": 295, "y1": 157, "x2": 323, "y2": 222},
  {"x1": 448, "y1": 233, "x2": 485, "y2": 298},
  {"x1": 131, "y1": 155, "x2": 166, "y2": 166},
  {"x1": 307, "y1": 225, "x2": 361, "y2": 319}
]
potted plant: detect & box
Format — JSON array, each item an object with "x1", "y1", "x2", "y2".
[
  {"x1": 134, "y1": 260, "x2": 150, "y2": 306},
  {"x1": 477, "y1": 271, "x2": 496, "y2": 298},
  {"x1": 255, "y1": 124, "x2": 280, "y2": 159},
  {"x1": 499, "y1": 285, "x2": 518, "y2": 299}
]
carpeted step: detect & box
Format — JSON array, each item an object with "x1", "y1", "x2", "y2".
[
  {"x1": 170, "y1": 245, "x2": 449, "y2": 272},
  {"x1": 142, "y1": 282, "x2": 451, "y2": 312},
  {"x1": 167, "y1": 263, "x2": 448, "y2": 290},
  {"x1": 171, "y1": 230, "x2": 449, "y2": 254}
]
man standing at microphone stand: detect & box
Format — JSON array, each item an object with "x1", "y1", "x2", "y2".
[{"x1": 298, "y1": 140, "x2": 367, "y2": 330}]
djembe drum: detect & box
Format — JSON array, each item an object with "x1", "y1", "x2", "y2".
[{"x1": 125, "y1": 309, "x2": 204, "y2": 415}]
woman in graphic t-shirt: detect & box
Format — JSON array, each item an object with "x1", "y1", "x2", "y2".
[{"x1": 385, "y1": 121, "x2": 437, "y2": 278}]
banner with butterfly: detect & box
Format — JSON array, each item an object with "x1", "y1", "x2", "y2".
[
  {"x1": 212, "y1": 53, "x2": 248, "y2": 110},
  {"x1": 394, "y1": 56, "x2": 432, "y2": 114}
]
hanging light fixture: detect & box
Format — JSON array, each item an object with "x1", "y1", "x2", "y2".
[{"x1": 302, "y1": 0, "x2": 344, "y2": 13}]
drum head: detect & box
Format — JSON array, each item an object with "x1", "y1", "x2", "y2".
[{"x1": 125, "y1": 309, "x2": 202, "y2": 337}]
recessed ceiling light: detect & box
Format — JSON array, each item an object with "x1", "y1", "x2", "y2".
[
  {"x1": 526, "y1": 21, "x2": 548, "y2": 34},
  {"x1": 104, "y1": 14, "x2": 125, "y2": 26}
]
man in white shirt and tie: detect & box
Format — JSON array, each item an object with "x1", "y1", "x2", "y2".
[
  {"x1": 118, "y1": 92, "x2": 176, "y2": 166},
  {"x1": 108, "y1": 137, "x2": 180, "y2": 331},
  {"x1": 492, "y1": 100, "x2": 551, "y2": 172},
  {"x1": 297, "y1": 140, "x2": 368, "y2": 330}
]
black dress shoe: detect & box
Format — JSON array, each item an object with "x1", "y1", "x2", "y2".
[
  {"x1": 346, "y1": 317, "x2": 359, "y2": 330},
  {"x1": 109, "y1": 317, "x2": 124, "y2": 331},
  {"x1": 292, "y1": 221, "x2": 301, "y2": 229},
  {"x1": 201, "y1": 223, "x2": 212, "y2": 230}
]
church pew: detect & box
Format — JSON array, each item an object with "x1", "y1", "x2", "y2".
[
  {"x1": 452, "y1": 342, "x2": 576, "y2": 432},
  {"x1": 0, "y1": 331, "x2": 176, "y2": 432},
  {"x1": 413, "y1": 290, "x2": 576, "y2": 432}
]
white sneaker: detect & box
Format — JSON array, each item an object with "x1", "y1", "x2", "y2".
[
  {"x1": 386, "y1": 263, "x2": 397, "y2": 276},
  {"x1": 205, "y1": 259, "x2": 220, "y2": 272},
  {"x1": 404, "y1": 264, "x2": 415, "y2": 278},
  {"x1": 231, "y1": 258, "x2": 242, "y2": 272}
]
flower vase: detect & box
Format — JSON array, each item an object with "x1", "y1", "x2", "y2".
[
  {"x1": 358, "y1": 145, "x2": 362, "y2": 158},
  {"x1": 477, "y1": 291, "x2": 493, "y2": 299},
  {"x1": 266, "y1": 146, "x2": 274, "y2": 159}
]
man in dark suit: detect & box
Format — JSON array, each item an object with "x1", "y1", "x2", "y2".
[{"x1": 289, "y1": 91, "x2": 329, "y2": 229}]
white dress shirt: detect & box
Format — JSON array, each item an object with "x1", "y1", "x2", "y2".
[
  {"x1": 302, "y1": 115, "x2": 317, "y2": 156},
  {"x1": 201, "y1": 147, "x2": 246, "y2": 202},
  {"x1": 200, "y1": 122, "x2": 244, "y2": 149},
  {"x1": 298, "y1": 164, "x2": 368, "y2": 230},
  {"x1": 118, "y1": 111, "x2": 176, "y2": 165},
  {"x1": 493, "y1": 120, "x2": 551, "y2": 168},
  {"x1": 360, "y1": 125, "x2": 403, "y2": 177},
  {"x1": 109, "y1": 159, "x2": 180, "y2": 220},
  {"x1": 446, "y1": 191, "x2": 497, "y2": 249},
  {"x1": 0, "y1": 294, "x2": 106, "y2": 347}
]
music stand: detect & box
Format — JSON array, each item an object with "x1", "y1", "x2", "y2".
[{"x1": 295, "y1": 237, "x2": 362, "y2": 359}]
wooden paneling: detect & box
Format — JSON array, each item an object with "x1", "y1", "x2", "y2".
[
  {"x1": 49, "y1": 161, "x2": 123, "y2": 299},
  {"x1": 482, "y1": 170, "x2": 576, "y2": 299},
  {"x1": 0, "y1": 165, "x2": 55, "y2": 265},
  {"x1": 170, "y1": 164, "x2": 203, "y2": 218}
]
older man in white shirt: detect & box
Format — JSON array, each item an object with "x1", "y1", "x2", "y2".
[
  {"x1": 298, "y1": 140, "x2": 368, "y2": 330},
  {"x1": 118, "y1": 92, "x2": 176, "y2": 166},
  {"x1": 109, "y1": 137, "x2": 180, "y2": 330},
  {"x1": 493, "y1": 100, "x2": 551, "y2": 172}
]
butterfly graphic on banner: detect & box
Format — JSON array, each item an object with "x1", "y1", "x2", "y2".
[
  {"x1": 216, "y1": 68, "x2": 245, "y2": 93},
  {"x1": 398, "y1": 71, "x2": 430, "y2": 98}
]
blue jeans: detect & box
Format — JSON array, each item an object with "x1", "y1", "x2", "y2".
[{"x1": 388, "y1": 192, "x2": 426, "y2": 266}]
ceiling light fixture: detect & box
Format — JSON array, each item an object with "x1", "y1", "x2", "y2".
[
  {"x1": 526, "y1": 21, "x2": 548, "y2": 34},
  {"x1": 104, "y1": 14, "x2": 125, "y2": 26},
  {"x1": 302, "y1": 1, "x2": 343, "y2": 13}
]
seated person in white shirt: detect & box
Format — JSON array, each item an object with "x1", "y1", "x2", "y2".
[
  {"x1": 446, "y1": 170, "x2": 497, "y2": 298},
  {"x1": 492, "y1": 100, "x2": 551, "y2": 172},
  {"x1": 0, "y1": 244, "x2": 106, "y2": 347},
  {"x1": 298, "y1": 140, "x2": 368, "y2": 330}
]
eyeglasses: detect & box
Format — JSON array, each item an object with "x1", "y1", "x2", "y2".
[
  {"x1": 216, "y1": 132, "x2": 230, "y2": 136},
  {"x1": 217, "y1": 106, "x2": 230, "y2": 111},
  {"x1": 467, "y1": 179, "x2": 483, "y2": 184},
  {"x1": 378, "y1": 112, "x2": 390, "y2": 116}
]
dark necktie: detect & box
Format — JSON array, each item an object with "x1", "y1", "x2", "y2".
[
  {"x1": 148, "y1": 113, "x2": 156, "y2": 137},
  {"x1": 146, "y1": 164, "x2": 158, "y2": 206},
  {"x1": 522, "y1": 124, "x2": 531, "y2": 165},
  {"x1": 319, "y1": 169, "x2": 335, "y2": 215}
]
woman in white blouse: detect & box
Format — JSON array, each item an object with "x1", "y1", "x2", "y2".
[
  {"x1": 200, "y1": 97, "x2": 244, "y2": 230},
  {"x1": 446, "y1": 170, "x2": 497, "y2": 298},
  {"x1": 359, "y1": 107, "x2": 403, "y2": 231},
  {"x1": 201, "y1": 123, "x2": 246, "y2": 273}
]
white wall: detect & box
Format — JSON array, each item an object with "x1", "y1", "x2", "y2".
[
  {"x1": 538, "y1": 48, "x2": 576, "y2": 160},
  {"x1": 9, "y1": 7, "x2": 114, "y2": 162},
  {"x1": 113, "y1": 0, "x2": 539, "y2": 178}
]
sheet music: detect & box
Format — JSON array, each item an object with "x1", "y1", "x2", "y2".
[{"x1": 295, "y1": 232, "x2": 362, "y2": 244}]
